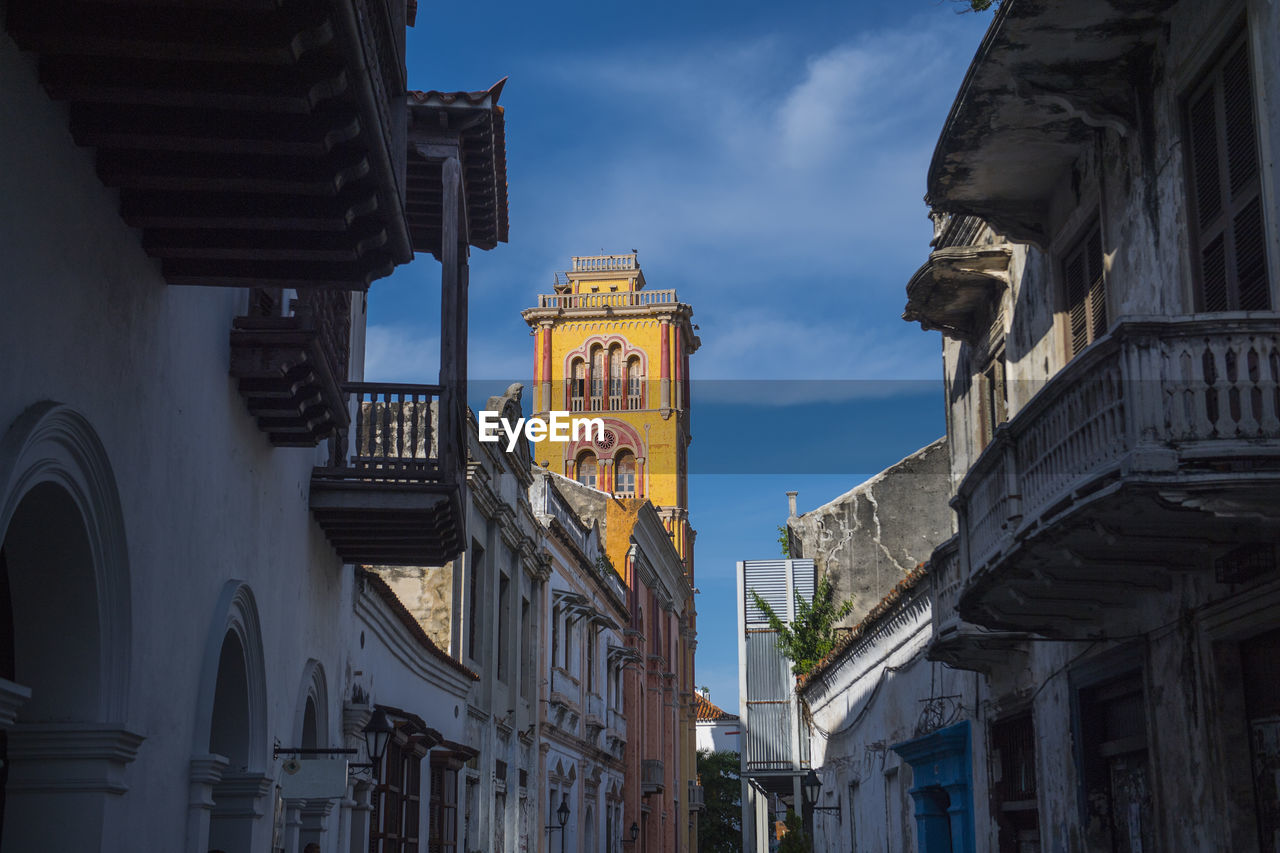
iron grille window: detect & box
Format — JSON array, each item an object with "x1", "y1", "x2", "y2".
[
  {"x1": 1078, "y1": 674, "x2": 1152, "y2": 853},
  {"x1": 372, "y1": 736, "x2": 424, "y2": 853},
  {"x1": 1063, "y1": 224, "x2": 1106, "y2": 357},
  {"x1": 1186, "y1": 30, "x2": 1270, "y2": 312},
  {"x1": 427, "y1": 757, "x2": 458, "y2": 853},
  {"x1": 990, "y1": 713, "x2": 1040, "y2": 853},
  {"x1": 979, "y1": 350, "x2": 1008, "y2": 451}
]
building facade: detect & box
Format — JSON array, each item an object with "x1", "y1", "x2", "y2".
[
  {"x1": 375, "y1": 388, "x2": 548, "y2": 853},
  {"x1": 530, "y1": 468, "x2": 631, "y2": 853},
  {"x1": 694, "y1": 690, "x2": 740, "y2": 755},
  {"x1": 521, "y1": 253, "x2": 700, "y2": 567},
  {"x1": 525, "y1": 252, "x2": 700, "y2": 852},
  {"x1": 0, "y1": 3, "x2": 511, "y2": 850},
  {"x1": 902, "y1": 0, "x2": 1280, "y2": 850},
  {"x1": 736, "y1": 557, "x2": 816, "y2": 852}
]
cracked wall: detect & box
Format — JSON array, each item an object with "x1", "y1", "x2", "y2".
[{"x1": 787, "y1": 437, "x2": 953, "y2": 627}]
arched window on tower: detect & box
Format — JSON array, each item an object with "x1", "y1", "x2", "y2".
[
  {"x1": 576, "y1": 450, "x2": 598, "y2": 489},
  {"x1": 569, "y1": 358, "x2": 585, "y2": 412},
  {"x1": 626, "y1": 356, "x2": 642, "y2": 409},
  {"x1": 614, "y1": 450, "x2": 636, "y2": 497},
  {"x1": 589, "y1": 346, "x2": 604, "y2": 411},
  {"x1": 608, "y1": 345, "x2": 622, "y2": 409}
]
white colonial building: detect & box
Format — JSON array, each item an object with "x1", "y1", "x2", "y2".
[
  {"x1": 0, "y1": 2, "x2": 511, "y2": 850},
  {"x1": 902, "y1": 0, "x2": 1280, "y2": 849}
]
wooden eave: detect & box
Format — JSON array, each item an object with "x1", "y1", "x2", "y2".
[
  {"x1": 6, "y1": 0, "x2": 415, "y2": 289},
  {"x1": 927, "y1": 0, "x2": 1175, "y2": 245},
  {"x1": 406, "y1": 80, "x2": 509, "y2": 259}
]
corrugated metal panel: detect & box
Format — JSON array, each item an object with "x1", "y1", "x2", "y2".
[
  {"x1": 743, "y1": 559, "x2": 815, "y2": 623},
  {"x1": 745, "y1": 702, "x2": 793, "y2": 770},
  {"x1": 744, "y1": 632, "x2": 790, "y2": 701},
  {"x1": 743, "y1": 559, "x2": 788, "y2": 623},
  {"x1": 793, "y1": 561, "x2": 815, "y2": 604}
]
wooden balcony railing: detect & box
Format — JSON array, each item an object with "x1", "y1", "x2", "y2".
[
  {"x1": 343, "y1": 383, "x2": 442, "y2": 477},
  {"x1": 537, "y1": 289, "x2": 678, "y2": 309},
  {"x1": 310, "y1": 381, "x2": 465, "y2": 566},
  {"x1": 953, "y1": 315, "x2": 1280, "y2": 630}
]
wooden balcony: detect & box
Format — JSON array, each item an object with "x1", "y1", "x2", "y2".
[
  {"x1": 952, "y1": 315, "x2": 1280, "y2": 637},
  {"x1": 229, "y1": 290, "x2": 350, "y2": 447},
  {"x1": 6, "y1": 0, "x2": 413, "y2": 289},
  {"x1": 310, "y1": 383, "x2": 465, "y2": 566}
]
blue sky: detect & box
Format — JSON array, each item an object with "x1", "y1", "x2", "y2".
[{"x1": 374, "y1": 2, "x2": 994, "y2": 713}]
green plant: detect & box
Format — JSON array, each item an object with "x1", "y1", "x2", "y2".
[
  {"x1": 777, "y1": 524, "x2": 791, "y2": 558},
  {"x1": 750, "y1": 573, "x2": 853, "y2": 676},
  {"x1": 696, "y1": 750, "x2": 741, "y2": 853}
]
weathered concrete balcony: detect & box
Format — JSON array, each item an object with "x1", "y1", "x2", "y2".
[
  {"x1": 953, "y1": 315, "x2": 1280, "y2": 637},
  {"x1": 6, "y1": 0, "x2": 415, "y2": 289},
  {"x1": 688, "y1": 781, "x2": 705, "y2": 812},
  {"x1": 903, "y1": 245, "x2": 1012, "y2": 343},
  {"x1": 925, "y1": 536, "x2": 1028, "y2": 674},
  {"x1": 641, "y1": 758, "x2": 664, "y2": 795},
  {"x1": 310, "y1": 382, "x2": 465, "y2": 566},
  {"x1": 536, "y1": 289, "x2": 678, "y2": 310},
  {"x1": 229, "y1": 290, "x2": 351, "y2": 446}
]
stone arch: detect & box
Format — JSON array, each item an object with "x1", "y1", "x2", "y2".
[
  {"x1": 186, "y1": 581, "x2": 271, "y2": 853},
  {"x1": 293, "y1": 659, "x2": 329, "y2": 749},
  {"x1": 563, "y1": 418, "x2": 645, "y2": 463},
  {"x1": 0, "y1": 401, "x2": 132, "y2": 723},
  {"x1": 0, "y1": 402, "x2": 140, "y2": 851}
]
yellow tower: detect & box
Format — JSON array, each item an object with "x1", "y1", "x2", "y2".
[{"x1": 522, "y1": 252, "x2": 698, "y2": 566}]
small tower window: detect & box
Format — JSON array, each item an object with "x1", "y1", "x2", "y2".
[
  {"x1": 590, "y1": 347, "x2": 604, "y2": 411},
  {"x1": 576, "y1": 451, "x2": 598, "y2": 489},
  {"x1": 570, "y1": 358, "x2": 585, "y2": 411},
  {"x1": 614, "y1": 451, "x2": 636, "y2": 497},
  {"x1": 608, "y1": 345, "x2": 622, "y2": 408},
  {"x1": 626, "y1": 357, "x2": 643, "y2": 409}
]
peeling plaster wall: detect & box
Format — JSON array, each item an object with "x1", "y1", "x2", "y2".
[
  {"x1": 788, "y1": 438, "x2": 954, "y2": 627},
  {"x1": 931, "y1": 2, "x2": 1280, "y2": 851}
]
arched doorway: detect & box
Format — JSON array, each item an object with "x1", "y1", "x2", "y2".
[
  {"x1": 0, "y1": 403, "x2": 137, "y2": 852},
  {"x1": 187, "y1": 582, "x2": 269, "y2": 853}
]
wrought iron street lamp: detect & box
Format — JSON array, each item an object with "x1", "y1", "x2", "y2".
[
  {"x1": 803, "y1": 770, "x2": 842, "y2": 821},
  {"x1": 362, "y1": 707, "x2": 394, "y2": 777},
  {"x1": 547, "y1": 794, "x2": 570, "y2": 853}
]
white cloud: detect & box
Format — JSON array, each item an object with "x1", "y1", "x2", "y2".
[{"x1": 364, "y1": 324, "x2": 533, "y2": 387}]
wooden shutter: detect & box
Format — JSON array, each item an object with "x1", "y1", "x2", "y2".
[
  {"x1": 1064, "y1": 224, "x2": 1106, "y2": 357},
  {"x1": 1187, "y1": 31, "x2": 1270, "y2": 311}
]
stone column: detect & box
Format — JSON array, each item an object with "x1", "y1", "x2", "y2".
[
  {"x1": 300, "y1": 797, "x2": 336, "y2": 850},
  {"x1": 540, "y1": 321, "x2": 555, "y2": 413},
  {"x1": 209, "y1": 771, "x2": 273, "y2": 853},
  {"x1": 636, "y1": 457, "x2": 646, "y2": 499},
  {"x1": 348, "y1": 780, "x2": 374, "y2": 853},
  {"x1": 659, "y1": 320, "x2": 671, "y2": 412},
  {"x1": 186, "y1": 753, "x2": 230, "y2": 853}
]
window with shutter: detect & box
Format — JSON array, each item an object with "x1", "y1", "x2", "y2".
[
  {"x1": 1063, "y1": 224, "x2": 1106, "y2": 357},
  {"x1": 979, "y1": 349, "x2": 1008, "y2": 452},
  {"x1": 1187, "y1": 31, "x2": 1270, "y2": 312}
]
